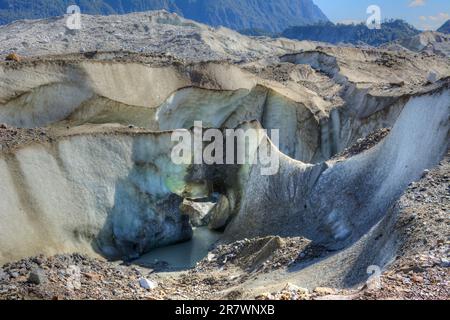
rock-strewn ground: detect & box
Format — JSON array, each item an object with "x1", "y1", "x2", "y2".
[
  {"x1": 361, "y1": 153, "x2": 449, "y2": 300},
  {"x1": 333, "y1": 128, "x2": 391, "y2": 160},
  {"x1": 0, "y1": 11, "x2": 320, "y2": 63},
  {"x1": 0, "y1": 236, "x2": 313, "y2": 300},
  {"x1": 0, "y1": 124, "x2": 51, "y2": 152}
]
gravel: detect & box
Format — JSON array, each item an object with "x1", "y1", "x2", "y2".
[
  {"x1": 333, "y1": 128, "x2": 391, "y2": 160},
  {"x1": 0, "y1": 11, "x2": 318, "y2": 63},
  {"x1": 361, "y1": 153, "x2": 450, "y2": 300},
  {"x1": 0, "y1": 124, "x2": 52, "y2": 152}
]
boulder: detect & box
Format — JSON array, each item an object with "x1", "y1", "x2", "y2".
[
  {"x1": 5, "y1": 53, "x2": 21, "y2": 62},
  {"x1": 427, "y1": 71, "x2": 438, "y2": 84},
  {"x1": 28, "y1": 268, "x2": 47, "y2": 285},
  {"x1": 0, "y1": 268, "x2": 9, "y2": 282},
  {"x1": 180, "y1": 199, "x2": 215, "y2": 227},
  {"x1": 208, "y1": 195, "x2": 232, "y2": 230},
  {"x1": 139, "y1": 278, "x2": 158, "y2": 290}
]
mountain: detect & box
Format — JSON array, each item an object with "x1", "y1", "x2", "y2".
[
  {"x1": 281, "y1": 20, "x2": 420, "y2": 46},
  {"x1": 381, "y1": 31, "x2": 450, "y2": 58},
  {"x1": 0, "y1": 0, "x2": 328, "y2": 33},
  {"x1": 437, "y1": 20, "x2": 450, "y2": 34},
  {"x1": 171, "y1": 0, "x2": 328, "y2": 33},
  {"x1": 0, "y1": 1, "x2": 116, "y2": 22}
]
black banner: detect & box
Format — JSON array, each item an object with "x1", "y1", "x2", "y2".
[{"x1": 0, "y1": 300, "x2": 445, "y2": 319}]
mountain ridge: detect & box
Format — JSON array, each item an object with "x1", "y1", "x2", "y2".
[
  {"x1": 0, "y1": 0, "x2": 328, "y2": 33},
  {"x1": 437, "y1": 20, "x2": 450, "y2": 34},
  {"x1": 281, "y1": 20, "x2": 420, "y2": 46}
]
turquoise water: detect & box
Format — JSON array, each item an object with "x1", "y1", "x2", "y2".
[{"x1": 135, "y1": 227, "x2": 221, "y2": 270}]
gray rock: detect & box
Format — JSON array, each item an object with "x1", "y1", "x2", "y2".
[
  {"x1": 427, "y1": 71, "x2": 438, "y2": 84},
  {"x1": 0, "y1": 268, "x2": 9, "y2": 282},
  {"x1": 28, "y1": 268, "x2": 47, "y2": 285},
  {"x1": 440, "y1": 258, "x2": 450, "y2": 268},
  {"x1": 138, "y1": 278, "x2": 158, "y2": 290},
  {"x1": 180, "y1": 199, "x2": 215, "y2": 227},
  {"x1": 208, "y1": 195, "x2": 232, "y2": 230}
]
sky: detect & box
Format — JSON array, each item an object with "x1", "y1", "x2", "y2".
[{"x1": 314, "y1": 0, "x2": 450, "y2": 30}]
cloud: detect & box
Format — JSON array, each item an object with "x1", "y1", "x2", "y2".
[
  {"x1": 418, "y1": 13, "x2": 449, "y2": 30},
  {"x1": 428, "y1": 12, "x2": 449, "y2": 21},
  {"x1": 409, "y1": 0, "x2": 426, "y2": 7}
]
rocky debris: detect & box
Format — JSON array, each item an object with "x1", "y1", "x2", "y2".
[
  {"x1": 333, "y1": 128, "x2": 391, "y2": 160},
  {"x1": 234, "y1": 237, "x2": 286, "y2": 272},
  {"x1": 0, "y1": 236, "x2": 323, "y2": 300},
  {"x1": 255, "y1": 284, "x2": 352, "y2": 301},
  {"x1": 360, "y1": 252, "x2": 449, "y2": 300},
  {"x1": 313, "y1": 287, "x2": 336, "y2": 296},
  {"x1": 256, "y1": 284, "x2": 311, "y2": 301},
  {"x1": 0, "y1": 11, "x2": 320, "y2": 63},
  {"x1": 397, "y1": 155, "x2": 449, "y2": 257},
  {"x1": 244, "y1": 62, "x2": 344, "y2": 110},
  {"x1": 195, "y1": 236, "x2": 325, "y2": 275},
  {"x1": 0, "y1": 254, "x2": 166, "y2": 300},
  {"x1": 0, "y1": 124, "x2": 52, "y2": 152},
  {"x1": 355, "y1": 153, "x2": 450, "y2": 300},
  {"x1": 0, "y1": 252, "x2": 245, "y2": 300},
  {"x1": 245, "y1": 63, "x2": 305, "y2": 83}
]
